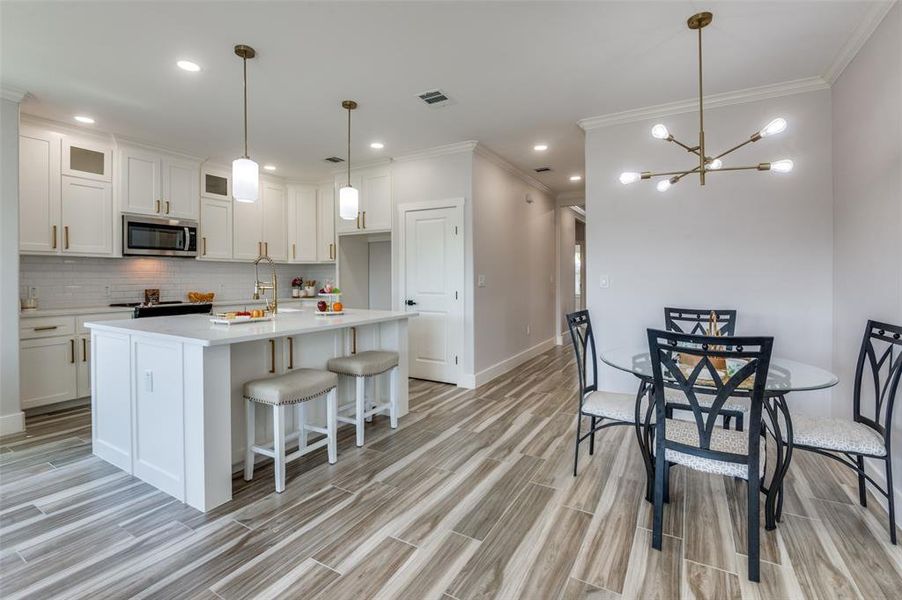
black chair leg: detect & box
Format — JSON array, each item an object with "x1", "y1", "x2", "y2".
[
  {"x1": 589, "y1": 416, "x2": 597, "y2": 455},
  {"x1": 663, "y1": 461, "x2": 671, "y2": 504},
  {"x1": 857, "y1": 455, "x2": 867, "y2": 507},
  {"x1": 748, "y1": 476, "x2": 761, "y2": 582},
  {"x1": 887, "y1": 458, "x2": 897, "y2": 545},
  {"x1": 573, "y1": 415, "x2": 582, "y2": 477},
  {"x1": 652, "y1": 446, "x2": 666, "y2": 550}
]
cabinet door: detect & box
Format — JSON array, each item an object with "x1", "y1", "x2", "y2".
[
  {"x1": 62, "y1": 137, "x2": 112, "y2": 182},
  {"x1": 232, "y1": 196, "x2": 263, "y2": 260},
  {"x1": 77, "y1": 334, "x2": 91, "y2": 398},
  {"x1": 288, "y1": 185, "x2": 317, "y2": 262},
  {"x1": 335, "y1": 174, "x2": 362, "y2": 234},
  {"x1": 19, "y1": 129, "x2": 61, "y2": 253},
  {"x1": 20, "y1": 337, "x2": 78, "y2": 408},
  {"x1": 199, "y1": 199, "x2": 233, "y2": 260},
  {"x1": 121, "y1": 147, "x2": 161, "y2": 215},
  {"x1": 162, "y1": 156, "x2": 200, "y2": 219},
  {"x1": 317, "y1": 183, "x2": 336, "y2": 262},
  {"x1": 61, "y1": 176, "x2": 113, "y2": 255},
  {"x1": 201, "y1": 165, "x2": 231, "y2": 201},
  {"x1": 361, "y1": 169, "x2": 392, "y2": 231},
  {"x1": 262, "y1": 182, "x2": 288, "y2": 261}
]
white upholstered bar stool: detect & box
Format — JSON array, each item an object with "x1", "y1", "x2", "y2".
[
  {"x1": 243, "y1": 368, "x2": 338, "y2": 493},
  {"x1": 327, "y1": 350, "x2": 400, "y2": 446}
]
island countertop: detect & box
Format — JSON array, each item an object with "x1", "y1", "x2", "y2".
[{"x1": 86, "y1": 308, "x2": 416, "y2": 346}]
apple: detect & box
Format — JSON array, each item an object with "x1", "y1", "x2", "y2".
[{"x1": 317, "y1": 300, "x2": 328, "y2": 312}]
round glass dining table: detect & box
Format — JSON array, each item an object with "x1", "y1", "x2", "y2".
[{"x1": 599, "y1": 345, "x2": 839, "y2": 530}]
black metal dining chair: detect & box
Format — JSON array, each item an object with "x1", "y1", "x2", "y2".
[
  {"x1": 567, "y1": 310, "x2": 644, "y2": 476},
  {"x1": 787, "y1": 319, "x2": 902, "y2": 544},
  {"x1": 663, "y1": 307, "x2": 748, "y2": 431},
  {"x1": 647, "y1": 328, "x2": 773, "y2": 582}
]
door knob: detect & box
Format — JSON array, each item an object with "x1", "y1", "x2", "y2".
[{"x1": 405, "y1": 300, "x2": 417, "y2": 306}]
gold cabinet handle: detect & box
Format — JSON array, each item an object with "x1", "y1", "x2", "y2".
[
  {"x1": 165, "y1": 201, "x2": 171, "y2": 214},
  {"x1": 287, "y1": 337, "x2": 294, "y2": 369},
  {"x1": 269, "y1": 339, "x2": 276, "y2": 373},
  {"x1": 357, "y1": 212, "x2": 361, "y2": 229},
  {"x1": 351, "y1": 327, "x2": 357, "y2": 354},
  {"x1": 202, "y1": 237, "x2": 207, "y2": 256},
  {"x1": 70, "y1": 338, "x2": 75, "y2": 364},
  {"x1": 329, "y1": 242, "x2": 334, "y2": 260},
  {"x1": 155, "y1": 199, "x2": 161, "y2": 213},
  {"x1": 64, "y1": 226, "x2": 70, "y2": 250},
  {"x1": 264, "y1": 241, "x2": 269, "y2": 257},
  {"x1": 34, "y1": 325, "x2": 58, "y2": 332},
  {"x1": 82, "y1": 338, "x2": 87, "y2": 362},
  {"x1": 258, "y1": 241, "x2": 262, "y2": 256},
  {"x1": 362, "y1": 211, "x2": 366, "y2": 229},
  {"x1": 292, "y1": 243, "x2": 296, "y2": 260},
  {"x1": 52, "y1": 225, "x2": 57, "y2": 249}
]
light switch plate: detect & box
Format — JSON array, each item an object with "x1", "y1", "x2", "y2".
[
  {"x1": 600, "y1": 275, "x2": 610, "y2": 289},
  {"x1": 144, "y1": 370, "x2": 153, "y2": 393},
  {"x1": 477, "y1": 274, "x2": 486, "y2": 288}
]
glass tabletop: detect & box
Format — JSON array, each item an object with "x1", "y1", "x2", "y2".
[{"x1": 599, "y1": 346, "x2": 839, "y2": 393}]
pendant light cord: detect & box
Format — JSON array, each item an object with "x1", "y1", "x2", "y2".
[
  {"x1": 243, "y1": 56, "x2": 249, "y2": 159},
  {"x1": 347, "y1": 106, "x2": 352, "y2": 186}
]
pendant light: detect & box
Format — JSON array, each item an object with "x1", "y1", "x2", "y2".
[
  {"x1": 232, "y1": 44, "x2": 259, "y2": 203},
  {"x1": 339, "y1": 100, "x2": 359, "y2": 221}
]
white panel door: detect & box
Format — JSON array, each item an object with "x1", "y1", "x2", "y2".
[
  {"x1": 199, "y1": 198, "x2": 233, "y2": 260},
  {"x1": 121, "y1": 147, "x2": 161, "y2": 215},
  {"x1": 262, "y1": 183, "x2": 288, "y2": 261},
  {"x1": 19, "y1": 129, "x2": 61, "y2": 253},
  {"x1": 404, "y1": 206, "x2": 463, "y2": 383},
  {"x1": 317, "y1": 183, "x2": 336, "y2": 261},
  {"x1": 288, "y1": 185, "x2": 318, "y2": 262},
  {"x1": 20, "y1": 337, "x2": 77, "y2": 408},
  {"x1": 233, "y1": 196, "x2": 263, "y2": 260},
  {"x1": 61, "y1": 176, "x2": 113, "y2": 255},
  {"x1": 362, "y1": 169, "x2": 392, "y2": 231},
  {"x1": 162, "y1": 156, "x2": 200, "y2": 219}
]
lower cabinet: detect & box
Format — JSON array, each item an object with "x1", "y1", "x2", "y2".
[
  {"x1": 76, "y1": 334, "x2": 91, "y2": 399},
  {"x1": 20, "y1": 337, "x2": 78, "y2": 409}
]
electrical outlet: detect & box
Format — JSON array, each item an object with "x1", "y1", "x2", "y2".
[
  {"x1": 104, "y1": 285, "x2": 111, "y2": 298},
  {"x1": 477, "y1": 274, "x2": 486, "y2": 288},
  {"x1": 144, "y1": 370, "x2": 154, "y2": 393},
  {"x1": 600, "y1": 275, "x2": 610, "y2": 289}
]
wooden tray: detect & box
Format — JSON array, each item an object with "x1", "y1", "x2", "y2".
[
  {"x1": 314, "y1": 310, "x2": 345, "y2": 316},
  {"x1": 210, "y1": 315, "x2": 274, "y2": 325}
]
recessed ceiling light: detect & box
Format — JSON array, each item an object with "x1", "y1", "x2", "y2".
[
  {"x1": 569, "y1": 175, "x2": 582, "y2": 182},
  {"x1": 74, "y1": 115, "x2": 95, "y2": 124},
  {"x1": 533, "y1": 144, "x2": 548, "y2": 151},
  {"x1": 370, "y1": 142, "x2": 384, "y2": 150},
  {"x1": 263, "y1": 165, "x2": 276, "y2": 171},
  {"x1": 177, "y1": 60, "x2": 201, "y2": 72}
]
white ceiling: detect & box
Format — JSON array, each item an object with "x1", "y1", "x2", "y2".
[{"x1": 0, "y1": 1, "x2": 884, "y2": 193}]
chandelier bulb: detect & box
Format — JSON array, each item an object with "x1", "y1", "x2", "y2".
[
  {"x1": 619, "y1": 172, "x2": 641, "y2": 185},
  {"x1": 770, "y1": 159, "x2": 793, "y2": 173},
  {"x1": 760, "y1": 118, "x2": 787, "y2": 138},
  {"x1": 656, "y1": 179, "x2": 672, "y2": 192},
  {"x1": 651, "y1": 124, "x2": 670, "y2": 140},
  {"x1": 708, "y1": 158, "x2": 723, "y2": 170}
]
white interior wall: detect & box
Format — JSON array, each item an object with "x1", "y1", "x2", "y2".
[
  {"x1": 831, "y1": 3, "x2": 902, "y2": 517},
  {"x1": 472, "y1": 152, "x2": 556, "y2": 377},
  {"x1": 557, "y1": 206, "x2": 577, "y2": 341},
  {"x1": 585, "y1": 89, "x2": 834, "y2": 416},
  {"x1": 368, "y1": 240, "x2": 391, "y2": 310},
  {"x1": 1, "y1": 95, "x2": 24, "y2": 434}
]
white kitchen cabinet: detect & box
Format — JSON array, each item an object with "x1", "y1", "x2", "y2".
[
  {"x1": 334, "y1": 166, "x2": 392, "y2": 234},
  {"x1": 287, "y1": 184, "x2": 317, "y2": 263},
  {"x1": 19, "y1": 127, "x2": 61, "y2": 253},
  {"x1": 61, "y1": 176, "x2": 113, "y2": 255},
  {"x1": 201, "y1": 165, "x2": 231, "y2": 201},
  {"x1": 62, "y1": 137, "x2": 112, "y2": 182},
  {"x1": 199, "y1": 198, "x2": 233, "y2": 260},
  {"x1": 20, "y1": 336, "x2": 78, "y2": 409},
  {"x1": 233, "y1": 195, "x2": 264, "y2": 260},
  {"x1": 262, "y1": 182, "x2": 288, "y2": 261},
  {"x1": 120, "y1": 144, "x2": 199, "y2": 218},
  {"x1": 317, "y1": 182, "x2": 336, "y2": 262}
]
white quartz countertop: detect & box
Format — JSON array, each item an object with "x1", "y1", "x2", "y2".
[
  {"x1": 86, "y1": 308, "x2": 417, "y2": 346},
  {"x1": 19, "y1": 298, "x2": 317, "y2": 318}
]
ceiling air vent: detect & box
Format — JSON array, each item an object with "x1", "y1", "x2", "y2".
[
  {"x1": 324, "y1": 156, "x2": 344, "y2": 163},
  {"x1": 534, "y1": 167, "x2": 552, "y2": 173},
  {"x1": 417, "y1": 89, "x2": 453, "y2": 107}
]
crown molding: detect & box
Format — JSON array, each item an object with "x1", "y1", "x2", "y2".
[
  {"x1": 823, "y1": 0, "x2": 896, "y2": 83},
  {"x1": 473, "y1": 143, "x2": 553, "y2": 194},
  {"x1": 1, "y1": 86, "x2": 27, "y2": 102},
  {"x1": 21, "y1": 113, "x2": 115, "y2": 144},
  {"x1": 112, "y1": 133, "x2": 204, "y2": 161},
  {"x1": 556, "y1": 190, "x2": 585, "y2": 205},
  {"x1": 392, "y1": 140, "x2": 478, "y2": 163},
  {"x1": 328, "y1": 156, "x2": 392, "y2": 176},
  {"x1": 578, "y1": 76, "x2": 829, "y2": 131}
]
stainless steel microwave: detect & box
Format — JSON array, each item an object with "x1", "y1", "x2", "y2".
[{"x1": 123, "y1": 215, "x2": 198, "y2": 257}]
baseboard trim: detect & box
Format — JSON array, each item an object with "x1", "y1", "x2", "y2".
[
  {"x1": 556, "y1": 330, "x2": 571, "y2": 346},
  {"x1": 473, "y1": 338, "x2": 556, "y2": 388},
  {"x1": 0, "y1": 411, "x2": 26, "y2": 435},
  {"x1": 457, "y1": 374, "x2": 477, "y2": 390}
]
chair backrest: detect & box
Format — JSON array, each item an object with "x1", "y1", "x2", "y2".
[
  {"x1": 647, "y1": 328, "x2": 772, "y2": 467},
  {"x1": 567, "y1": 310, "x2": 598, "y2": 403},
  {"x1": 664, "y1": 307, "x2": 737, "y2": 336},
  {"x1": 853, "y1": 320, "x2": 902, "y2": 442}
]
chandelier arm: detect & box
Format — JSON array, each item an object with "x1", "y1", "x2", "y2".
[
  {"x1": 705, "y1": 165, "x2": 768, "y2": 173},
  {"x1": 668, "y1": 136, "x2": 702, "y2": 156},
  {"x1": 712, "y1": 137, "x2": 758, "y2": 162}
]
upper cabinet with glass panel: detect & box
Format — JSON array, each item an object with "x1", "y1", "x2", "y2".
[
  {"x1": 62, "y1": 137, "x2": 112, "y2": 182},
  {"x1": 201, "y1": 165, "x2": 231, "y2": 201}
]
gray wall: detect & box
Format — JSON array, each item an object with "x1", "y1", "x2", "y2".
[{"x1": 1, "y1": 96, "x2": 22, "y2": 434}]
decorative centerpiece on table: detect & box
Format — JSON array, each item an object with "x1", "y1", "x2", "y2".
[
  {"x1": 678, "y1": 311, "x2": 726, "y2": 370},
  {"x1": 291, "y1": 277, "x2": 303, "y2": 298},
  {"x1": 316, "y1": 282, "x2": 344, "y2": 315}
]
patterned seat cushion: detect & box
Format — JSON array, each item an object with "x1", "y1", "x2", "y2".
[
  {"x1": 244, "y1": 369, "x2": 337, "y2": 405},
  {"x1": 661, "y1": 419, "x2": 764, "y2": 480},
  {"x1": 792, "y1": 416, "x2": 886, "y2": 457},
  {"x1": 664, "y1": 388, "x2": 750, "y2": 413},
  {"x1": 327, "y1": 350, "x2": 399, "y2": 377},
  {"x1": 581, "y1": 390, "x2": 646, "y2": 422}
]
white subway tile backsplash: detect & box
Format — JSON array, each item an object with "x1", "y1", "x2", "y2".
[{"x1": 20, "y1": 256, "x2": 336, "y2": 309}]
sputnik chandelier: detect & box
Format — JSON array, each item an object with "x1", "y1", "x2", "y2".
[{"x1": 619, "y1": 12, "x2": 793, "y2": 192}]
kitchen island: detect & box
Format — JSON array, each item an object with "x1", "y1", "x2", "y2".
[{"x1": 86, "y1": 308, "x2": 415, "y2": 511}]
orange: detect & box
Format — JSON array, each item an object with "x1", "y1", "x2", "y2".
[{"x1": 332, "y1": 302, "x2": 343, "y2": 312}]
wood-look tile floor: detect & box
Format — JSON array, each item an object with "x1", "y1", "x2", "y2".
[{"x1": 2, "y1": 345, "x2": 902, "y2": 599}]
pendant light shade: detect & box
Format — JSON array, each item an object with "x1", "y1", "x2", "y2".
[
  {"x1": 232, "y1": 44, "x2": 259, "y2": 203},
  {"x1": 339, "y1": 100, "x2": 359, "y2": 221}
]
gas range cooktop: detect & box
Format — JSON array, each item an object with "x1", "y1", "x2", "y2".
[{"x1": 110, "y1": 301, "x2": 212, "y2": 319}]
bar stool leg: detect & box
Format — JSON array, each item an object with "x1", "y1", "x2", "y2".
[
  {"x1": 244, "y1": 399, "x2": 255, "y2": 481},
  {"x1": 297, "y1": 402, "x2": 308, "y2": 450},
  {"x1": 389, "y1": 366, "x2": 399, "y2": 429},
  {"x1": 355, "y1": 375, "x2": 366, "y2": 446},
  {"x1": 365, "y1": 376, "x2": 374, "y2": 423},
  {"x1": 327, "y1": 389, "x2": 338, "y2": 464},
  {"x1": 274, "y1": 404, "x2": 286, "y2": 493}
]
